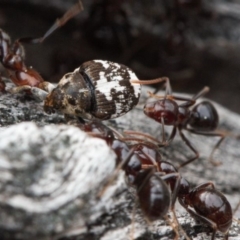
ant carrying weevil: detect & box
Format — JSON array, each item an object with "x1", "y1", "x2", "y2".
[
  {"x1": 1, "y1": 1, "x2": 170, "y2": 122},
  {"x1": 76, "y1": 120, "x2": 233, "y2": 240}
]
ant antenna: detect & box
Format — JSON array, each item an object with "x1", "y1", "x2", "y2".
[
  {"x1": 192, "y1": 86, "x2": 210, "y2": 100},
  {"x1": 130, "y1": 77, "x2": 170, "y2": 87},
  {"x1": 19, "y1": 1, "x2": 84, "y2": 44},
  {"x1": 41, "y1": 1, "x2": 84, "y2": 42}
]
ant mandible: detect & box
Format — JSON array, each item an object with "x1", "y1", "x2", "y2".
[
  {"x1": 143, "y1": 78, "x2": 226, "y2": 168},
  {"x1": 0, "y1": 1, "x2": 83, "y2": 93}
]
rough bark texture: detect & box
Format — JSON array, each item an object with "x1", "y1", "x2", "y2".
[
  {"x1": 1, "y1": 0, "x2": 240, "y2": 239},
  {"x1": 0, "y1": 78, "x2": 240, "y2": 240}
]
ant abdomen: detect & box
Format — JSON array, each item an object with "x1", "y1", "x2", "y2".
[
  {"x1": 134, "y1": 168, "x2": 170, "y2": 221},
  {"x1": 189, "y1": 101, "x2": 219, "y2": 131},
  {"x1": 179, "y1": 181, "x2": 233, "y2": 239},
  {"x1": 189, "y1": 188, "x2": 232, "y2": 233},
  {"x1": 144, "y1": 99, "x2": 178, "y2": 125}
]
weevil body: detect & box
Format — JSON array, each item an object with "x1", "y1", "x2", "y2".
[{"x1": 44, "y1": 60, "x2": 141, "y2": 120}]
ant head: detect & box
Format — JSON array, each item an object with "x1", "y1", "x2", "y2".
[{"x1": 144, "y1": 99, "x2": 179, "y2": 125}]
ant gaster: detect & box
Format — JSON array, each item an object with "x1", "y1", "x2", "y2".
[
  {"x1": 178, "y1": 179, "x2": 232, "y2": 240},
  {"x1": 144, "y1": 79, "x2": 225, "y2": 167}
]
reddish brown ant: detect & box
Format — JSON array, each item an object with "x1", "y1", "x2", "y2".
[
  {"x1": 143, "y1": 79, "x2": 226, "y2": 168},
  {"x1": 0, "y1": 1, "x2": 83, "y2": 93}
]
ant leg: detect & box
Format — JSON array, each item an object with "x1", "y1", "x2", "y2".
[
  {"x1": 178, "y1": 86, "x2": 210, "y2": 108},
  {"x1": 38, "y1": 81, "x2": 56, "y2": 93},
  {"x1": 146, "y1": 77, "x2": 172, "y2": 98},
  {"x1": 160, "y1": 173, "x2": 182, "y2": 239},
  {"x1": 137, "y1": 149, "x2": 161, "y2": 172},
  {"x1": 130, "y1": 202, "x2": 137, "y2": 240},
  {"x1": 159, "y1": 125, "x2": 177, "y2": 147},
  {"x1": 10, "y1": 80, "x2": 54, "y2": 101},
  {"x1": 193, "y1": 182, "x2": 215, "y2": 191},
  {"x1": 122, "y1": 130, "x2": 167, "y2": 146},
  {"x1": 233, "y1": 200, "x2": 240, "y2": 215},
  {"x1": 192, "y1": 86, "x2": 210, "y2": 101},
  {"x1": 123, "y1": 125, "x2": 177, "y2": 147},
  {"x1": 29, "y1": 87, "x2": 49, "y2": 101},
  {"x1": 9, "y1": 85, "x2": 31, "y2": 94},
  {"x1": 149, "y1": 86, "x2": 210, "y2": 108},
  {"x1": 224, "y1": 231, "x2": 229, "y2": 240},
  {"x1": 123, "y1": 130, "x2": 161, "y2": 144},
  {"x1": 130, "y1": 77, "x2": 171, "y2": 95},
  {"x1": 131, "y1": 77, "x2": 169, "y2": 85},
  {"x1": 178, "y1": 197, "x2": 218, "y2": 240},
  {"x1": 159, "y1": 118, "x2": 177, "y2": 146},
  {"x1": 160, "y1": 86, "x2": 209, "y2": 106},
  {"x1": 178, "y1": 127, "x2": 199, "y2": 169},
  {"x1": 0, "y1": 76, "x2": 6, "y2": 92},
  {"x1": 186, "y1": 128, "x2": 225, "y2": 166}
]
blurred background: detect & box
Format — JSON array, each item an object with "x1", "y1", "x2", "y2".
[{"x1": 1, "y1": 0, "x2": 240, "y2": 113}]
